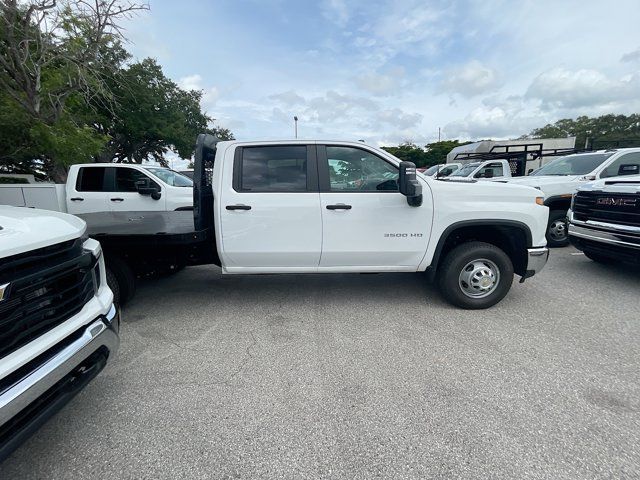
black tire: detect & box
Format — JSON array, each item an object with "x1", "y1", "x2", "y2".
[
  {"x1": 105, "y1": 255, "x2": 136, "y2": 305},
  {"x1": 437, "y1": 241, "x2": 514, "y2": 309},
  {"x1": 583, "y1": 250, "x2": 613, "y2": 264},
  {"x1": 546, "y1": 210, "x2": 569, "y2": 247}
]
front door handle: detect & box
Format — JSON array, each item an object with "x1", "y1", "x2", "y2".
[
  {"x1": 226, "y1": 204, "x2": 252, "y2": 211},
  {"x1": 70, "y1": 197, "x2": 84, "y2": 201},
  {"x1": 110, "y1": 198, "x2": 124, "y2": 202},
  {"x1": 326, "y1": 204, "x2": 352, "y2": 210}
]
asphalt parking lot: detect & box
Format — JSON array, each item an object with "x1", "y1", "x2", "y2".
[{"x1": 2, "y1": 246, "x2": 639, "y2": 479}]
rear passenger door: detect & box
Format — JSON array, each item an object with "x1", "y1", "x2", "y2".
[
  {"x1": 219, "y1": 144, "x2": 322, "y2": 271},
  {"x1": 67, "y1": 166, "x2": 110, "y2": 215}
]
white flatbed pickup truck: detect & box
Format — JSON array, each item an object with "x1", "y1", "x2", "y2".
[
  {"x1": 189, "y1": 135, "x2": 550, "y2": 309},
  {"x1": 500, "y1": 149, "x2": 640, "y2": 246},
  {"x1": 0, "y1": 206, "x2": 118, "y2": 461}
]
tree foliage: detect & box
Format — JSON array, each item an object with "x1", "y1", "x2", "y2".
[
  {"x1": 0, "y1": 0, "x2": 232, "y2": 180},
  {"x1": 382, "y1": 140, "x2": 472, "y2": 168},
  {"x1": 525, "y1": 114, "x2": 640, "y2": 150}
]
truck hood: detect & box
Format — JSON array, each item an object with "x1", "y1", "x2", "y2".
[
  {"x1": 579, "y1": 174, "x2": 640, "y2": 194},
  {"x1": 0, "y1": 206, "x2": 86, "y2": 259}
]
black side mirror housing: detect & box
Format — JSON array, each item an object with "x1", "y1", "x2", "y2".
[
  {"x1": 618, "y1": 164, "x2": 639, "y2": 176},
  {"x1": 398, "y1": 161, "x2": 422, "y2": 207},
  {"x1": 136, "y1": 179, "x2": 162, "y2": 200}
]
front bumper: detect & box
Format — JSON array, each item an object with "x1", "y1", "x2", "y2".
[
  {"x1": 521, "y1": 247, "x2": 549, "y2": 281},
  {"x1": 0, "y1": 303, "x2": 119, "y2": 461},
  {"x1": 568, "y1": 221, "x2": 640, "y2": 263}
]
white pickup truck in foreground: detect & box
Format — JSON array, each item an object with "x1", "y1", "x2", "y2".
[
  {"x1": 188, "y1": 135, "x2": 550, "y2": 309},
  {"x1": 0, "y1": 206, "x2": 119, "y2": 461},
  {"x1": 500, "y1": 149, "x2": 640, "y2": 246}
]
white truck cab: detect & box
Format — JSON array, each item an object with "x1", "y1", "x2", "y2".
[
  {"x1": 501, "y1": 149, "x2": 640, "y2": 246},
  {"x1": 446, "y1": 160, "x2": 512, "y2": 180},
  {"x1": 0, "y1": 163, "x2": 193, "y2": 214},
  {"x1": 191, "y1": 135, "x2": 550, "y2": 309},
  {"x1": 0, "y1": 206, "x2": 118, "y2": 460}
]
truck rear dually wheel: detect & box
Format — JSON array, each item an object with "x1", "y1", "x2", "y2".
[{"x1": 438, "y1": 241, "x2": 514, "y2": 309}]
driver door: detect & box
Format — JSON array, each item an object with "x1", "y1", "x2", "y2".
[
  {"x1": 108, "y1": 166, "x2": 166, "y2": 212},
  {"x1": 318, "y1": 144, "x2": 432, "y2": 269}
]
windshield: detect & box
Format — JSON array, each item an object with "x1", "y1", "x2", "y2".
[
  {"x1": 424, "y1": 165, "x2": 440, "y2": 175},
  {"x1": 450, "y1": 163, "x2": 480, "y2": 177},
  {"x1": 144, "y1": 167, "x2": 193, "y2": 187},
  {"x1": 531, "y1": 153, "x2": 613, "y2": 176}
]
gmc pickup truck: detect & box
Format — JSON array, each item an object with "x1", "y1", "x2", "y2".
[
  {"x1": 568, "y1": 174, "x2": 640, "y2": 264},
  {"x1": 188, "y1": 135, "x2": 550, "y2": 309},
  {"x1": 501, "y1": 149, "x2": 640, "y2": 246},
  {"x1": 0, "y1": 206, "x2": 119, "y2": 461}
]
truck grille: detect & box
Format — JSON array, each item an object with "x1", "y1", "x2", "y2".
[
  {"x1": 0, "y1": 239, "x2": 96, "y2": 359},
  {"x1": 573, "y1": 191, "x2": 640, "y2": 228}
]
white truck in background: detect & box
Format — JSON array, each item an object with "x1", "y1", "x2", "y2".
[
  {"x1": 445, "y1": 160, "x2": 512, "y2": 181},
  {"x1": 0, "y1": 206, "x2": 119, "y2": 461},
  {"x1": 499, "y1": 149, "x2": 640, "y2": 246}
]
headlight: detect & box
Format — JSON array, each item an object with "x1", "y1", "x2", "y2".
[{"x1": 535, "y1": 196, "x2": 544, "y2": 205}]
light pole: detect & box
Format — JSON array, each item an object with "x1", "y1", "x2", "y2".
[{"x1": 294, "y1": 116, "x2": 298, "y2": 139}]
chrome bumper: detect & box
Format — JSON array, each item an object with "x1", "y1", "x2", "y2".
[
  {"x1": 524, "y1": 247, "x2": 549, "y2": 279},
  {"x1": 568, "y1": 222, "x2": 640, "y2": 250},
  {"x1": 0, "y1": 304, "x2": 119, "y2": 428}
]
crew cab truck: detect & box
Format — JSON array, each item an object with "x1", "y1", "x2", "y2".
[
  {"x1": 446, "y1": 160, "x2": 512, "y2": 181},
  {"x1": 0, "y1": 163, "x2": 194, "y2": 305},
  {"x1": 191, "y1": 134, "x2": 550, "y2": 309},
  {"x1": 568, "y1": 174, "x2": 640, "y2": 264},
  {"x1": 0, "y1": 206, "x2": 119, "y2": 461},
  {"x1": 501, "y1": 149, "x2": 640, "y2": 247}
]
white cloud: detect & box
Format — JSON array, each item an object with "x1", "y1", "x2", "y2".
[
  {"x1": 178, "y1": 73, "x2": 220, "y2": 110},
  {"x1": 355, "y1": 68, "x2": 405, "y2": 96},
  {"x1": 526, "y1": 68, "x2": 640, "y2": 110},
  {"x1": 440, "y1": 61, "x2": 502, "y2": 98}
]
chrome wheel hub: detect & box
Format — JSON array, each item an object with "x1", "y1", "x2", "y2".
[
  {"x1": 548, "y1": 219, "x2": 566, "y2": 241},
  {"x1": 458, "y1": 259, "x2": 500, "y2": 299}
]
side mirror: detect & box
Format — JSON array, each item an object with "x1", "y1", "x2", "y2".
[
  {"x1": 136, "y1": 179, "x2": 162, "y2": 200},
  {"x1": 618, "y1": 164, "x2": 639, "y2": 176},
  {"x1": 527, "y1": 168, "x2": 534, "y2": 175},
  {"x1": 398, "y1": 161, "x2": 422, "y2": 207}
]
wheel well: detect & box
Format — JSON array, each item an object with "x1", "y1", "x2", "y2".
[
  {"x1": 544, "y1": 196, "x2": 571, "y2": 212},
  {"x1": 432, "y1": 223, "x2": 530, "y2": 277}
]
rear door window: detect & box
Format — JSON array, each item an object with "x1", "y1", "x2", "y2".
[
  {"x1": 76, "y1": 167, "x2": 108, "y2": 192},
  {"x1": 236, "y1": 146, "x2": 309, "y2": 192}
]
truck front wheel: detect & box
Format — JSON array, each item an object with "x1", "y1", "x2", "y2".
[
  {"x1": 437, "y1": 241, "x2": 514, "y2": 309},
  {"x1": 546, "y1": 210, "x2": 569, "y2": 247}
]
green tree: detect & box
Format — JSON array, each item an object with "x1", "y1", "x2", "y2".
[
  {"x1": 382, "y1": 143, "x2": 430, "y2": 167},
  {"x1": 92, "y1": 58, "x2": 232, "y2": 166},
  {"x1": 525, "y1": 114, "x2": 640, "y2": 150},
  {"x1": 423, "y1": 140, "x2": 472, "y2": 166},
  {"x1": 382, "y1": 140, "x2": 472, "y2": 168}
]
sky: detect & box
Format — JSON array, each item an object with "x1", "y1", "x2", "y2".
[{"x1": 122, "y1": 0, "x2": 640, "y2": 167}]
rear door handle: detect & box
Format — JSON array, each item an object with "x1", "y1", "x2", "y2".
[
  {"x1": 110, "y1": 198, "x2": 124, "y2": 202},
  {"x1": 70, "y1": 197, "x2": 84, "y2": 201},
  {"x1": 326, "y1": 204, "x2": 352, "y2": 210},
  {"x1": 226, "y1": 204, "x2": 251, "y2": 211}
]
